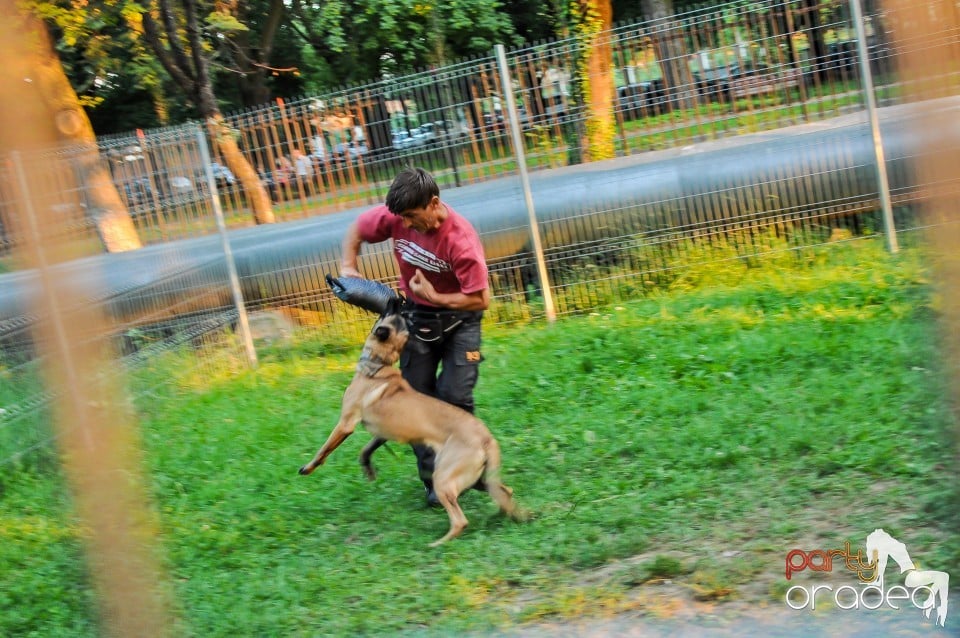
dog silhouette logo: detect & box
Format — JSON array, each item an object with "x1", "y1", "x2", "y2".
[
  {"x1": 785, "y1": 528, "x2": 949, "y2": 627},
  {"x1": 866, "y1": 528, "x2": 949, "y2": 627}
]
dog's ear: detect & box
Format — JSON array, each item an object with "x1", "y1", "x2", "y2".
[{"x1": 374, "y1": 325, "x2": 391, "y2": 342}]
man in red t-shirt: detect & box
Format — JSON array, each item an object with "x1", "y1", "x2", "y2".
[{"x1": 340, "y1": 167, "x2": 489, "y2": 507}]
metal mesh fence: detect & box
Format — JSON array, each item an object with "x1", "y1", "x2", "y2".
[
  {"x1": 0, "y1": 127, "x2": 250, "y2": 469},
  {"x1": 480, "y1": 107, "x2": 931, "y2": 324},
  {"x1": 0, "y1": 0, "x2": 921, "y2": 249}
]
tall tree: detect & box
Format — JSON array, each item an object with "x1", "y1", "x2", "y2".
[
  {"x1": 210, "y1": 0, "x2": 299, "y2": 107},
  {"x1": 641, "y1": 0, "x2": 696, "y2": 111},
  {"x1": 571, "y1": 0, "x2": 616, "y2": 162},
  {"x1": 797, "y1": 0, "x2": 829, "y2": 81},
  {"x1": 510, "y1": 0, "x2": 566, "y2": 43},
  {"x1": 7, "y1": 4, "x2": 142, "y2": 252},
  {"x1": 137, "y1": 0, "x2": 274, "y2": 224},
  {"x1": 36, "y1": 0, "x2": 174, "y2": 126}
]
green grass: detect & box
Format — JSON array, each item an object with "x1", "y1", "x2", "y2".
[{"x1": 1, "y1": 239, "x2": 957, "y2": 636}]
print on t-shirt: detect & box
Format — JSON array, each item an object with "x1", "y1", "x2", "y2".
[{"x1": 396, "y1": 239, "x2": 451, "y2": 274}]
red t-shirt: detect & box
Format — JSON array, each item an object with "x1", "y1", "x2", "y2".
[{"x1": 355, "y1": 203, "x2": 488, "y2": 307}]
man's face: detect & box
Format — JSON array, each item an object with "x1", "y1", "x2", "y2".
[{"x1": 397, "y1": 196, "x2": 444, "y2": 233}]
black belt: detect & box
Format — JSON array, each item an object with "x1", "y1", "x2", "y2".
[
  {"x1": 402, "y1": 302, "x2": 482, "y2": 342},
  {"x1": 403, "y1": 301, "x2": 481, "y2": 319}
]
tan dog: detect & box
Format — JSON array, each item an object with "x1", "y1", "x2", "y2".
[{"x1": 298, "y1": 303, "x2": 526, "y2": 546}]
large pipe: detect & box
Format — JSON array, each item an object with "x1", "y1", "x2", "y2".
[{"x1": 0, "y1": 105, "x2": 952, "y2": 336}]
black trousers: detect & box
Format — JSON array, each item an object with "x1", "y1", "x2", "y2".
[{"x1": 399, "y1": 305, "x2": 484, "y2": 487}]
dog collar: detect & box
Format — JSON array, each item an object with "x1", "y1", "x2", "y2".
[{"x1": 356, "y1": 353, "x2": 389, "y2": 377}]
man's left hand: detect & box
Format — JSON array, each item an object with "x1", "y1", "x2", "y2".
[{"x1": 409, "y1": 269, "x2": 437, "y2": 304}]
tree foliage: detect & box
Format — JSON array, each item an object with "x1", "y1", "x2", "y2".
[
  {"x1": 289, "y1": 0, "x2": 521, "y2": 88},
  {"x1": 34, "y1": 0, "x2": 756, "y2": 134},
  {"x1": 29, "y1": 0, "x2": 171, "y2": 126}
]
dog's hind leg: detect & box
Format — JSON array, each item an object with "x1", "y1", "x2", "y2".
[
  {"x1": 487, "y1": 481, "x2": 527, "y2": 521},
  {"x1": 428, "y1": 453, "x2": 481, "y2": 547},
  {"x1": 429, "y1": 485, "x2": 469, "y2": 547},
  {"x1": 359, "y1": 437, "x2": 388, "y2": 481},
  {"x1": 481, "y1": 439, "x2": 529, "y2": 521}
]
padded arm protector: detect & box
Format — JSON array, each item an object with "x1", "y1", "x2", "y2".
[{"x1": 325, "y1": 274, "x2": 399, "y2": 315}]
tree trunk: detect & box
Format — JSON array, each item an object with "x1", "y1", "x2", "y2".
[
  {"x1": 885, "y1": 0, "x2": 960, "y2": 467},
  {"x1": 583, "y1": 0, "x2": 616, "y2": 161},
  {"x1": 570, "y1": 0, "x2": 616, "y2": 162},
  {"x1": 2, "y1": 7, "x2": 172, "y2": 633},
  {"x1": 800, "y1": 0, "x2": 829, "y2": 82},
  {"x1": 189, "y1": 10, "x2": 274, "y2": 225},
  {"x1": 238, "y1": 73, "x2": 272, "y2": 107},
  {"x1": 234, "y1": 0, "x2": 285, "y2": 108},
  {"x1": 196, "y1": 80, "x2": 273, "y2": 225},
  {"x1": 11, "y1": 9, "x2": 142, "y2": 252},
  {"x1": 642, "y1": 0, "x2": 694, "y2": 112},
  {"x1": 208, "y1": 116, "x2": 275, "y2": 224}
]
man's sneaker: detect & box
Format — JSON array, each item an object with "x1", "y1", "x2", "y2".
[{"x1": 425, "y1": 487, "x2": 442, "y2": 508}]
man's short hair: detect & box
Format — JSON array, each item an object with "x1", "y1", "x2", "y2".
[{"x1": 385, "y1": 167, "x2": 439, "y2": 215}]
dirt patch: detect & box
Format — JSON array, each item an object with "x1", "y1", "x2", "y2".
[{"x1": 492, "y1": 516, "x2": 956, "y2": 637}]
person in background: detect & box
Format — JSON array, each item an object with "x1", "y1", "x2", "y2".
[
  {"x1": 339, "y1": 167, "x2": 490, "y2": 507},
  {"x1": 273, "y1": 155, "x2": 293, "y2": 199},
  {"x1": 292, "y1": 148, "x2": 313, "y2": 196}
]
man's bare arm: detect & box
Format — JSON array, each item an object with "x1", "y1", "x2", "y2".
[{"x1": 340, "y1": 222, "x2": 364, "y2": 278}]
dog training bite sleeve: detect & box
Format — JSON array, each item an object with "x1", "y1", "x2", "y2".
[{"x1": 325, "y1": 274, "x2": 399, "y2": 314}]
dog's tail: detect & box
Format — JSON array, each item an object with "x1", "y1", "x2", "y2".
[{"x1": 482, "y1": 437, "x2": 528, "y2": 521}]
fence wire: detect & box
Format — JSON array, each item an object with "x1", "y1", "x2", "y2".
[{"x1": 0, "y1": 127, "x2": 252, "y2": 469}]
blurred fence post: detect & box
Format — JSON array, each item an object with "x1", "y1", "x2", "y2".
[
  {"x1": 851, "y1": 0, "x2": 898, "y2": 254},
  {"x1": 196, "y1": 126, "x2": 258, "y2": 367},
  {"x1": 10, "y1": 142, "x2": 173, "y2": 635},
  {"x1": 495, "y1": 44, "x2": 557, "y2": 322}
]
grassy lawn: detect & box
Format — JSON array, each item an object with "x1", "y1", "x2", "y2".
[{"x1": 1, "y1": 239, "x2": 957, "y2": 636}]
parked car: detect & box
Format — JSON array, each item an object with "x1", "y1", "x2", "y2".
[
  {"x1": 430, "y1": 117, "x2": 471, "y2": 140},
  {"x1": 208, "y1": 162, "x2": 236, "y2": 189},
  {"x1": 391, "y1": 129, "x2": 424, "y2": 151},
  {"x1": 479, "y1": 104, "x2": 531, "y2": 132},
  {"x1": 121, "y1": 177, "x2": 154, "y2": 208},
  {"x1": 330, "y1": 141, "x2": 369, "y2": 165},
  {"x1": 415, "y1": 122, "x2": 441, "y2": 147}
]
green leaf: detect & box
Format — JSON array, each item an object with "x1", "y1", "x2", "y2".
[{"x1": 204, "y1": 11, "x2": 249, "y2": 34}]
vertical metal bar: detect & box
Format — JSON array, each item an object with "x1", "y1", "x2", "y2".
[
  {"x1": 851, "y1": 0, "x2": 898, "y2": 253},
  {"x1": 434, "y1": 73, "x2": 463, "y2": 187},
  {"x1": 11, "y1": 151, "x2": 94, "y2": 449},
  {"x1": 195, "y1": 127, "x2": 258, "y2": 367},
  {"x1": 495, "y1": 44, "x2": 556, "y2": 322},
  {"x1": 783, "y1": 2, "x2": 810, "y2": 123}
]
